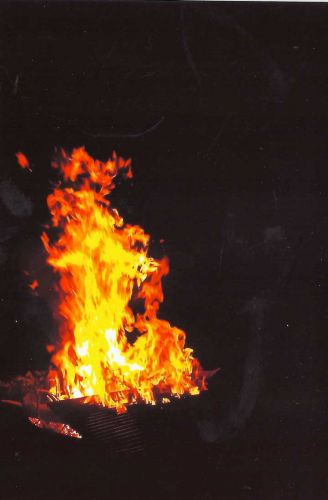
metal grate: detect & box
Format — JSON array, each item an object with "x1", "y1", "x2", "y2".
[{"x1": 48, "y1": 394, "x2": 204, "y2": 455}]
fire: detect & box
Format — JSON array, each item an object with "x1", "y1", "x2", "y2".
[{"x1": 40, "y1": 147, "x2": 206, "y2": 412}]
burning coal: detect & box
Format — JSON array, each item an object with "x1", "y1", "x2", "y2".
[{"x1": 37, "y1": 148, "x2": 207, "y2": 413}]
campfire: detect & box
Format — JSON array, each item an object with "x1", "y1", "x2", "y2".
[{"x1": 1, "y1": 148, "x2": 212, "y2": 447}]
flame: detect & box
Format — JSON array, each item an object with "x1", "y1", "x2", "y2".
[{"x1": 40, "y1": 147, "x2": 206, "y2": 412}]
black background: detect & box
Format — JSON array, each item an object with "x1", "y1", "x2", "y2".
[{"x1": 0, "y1": 2, "x2": 327, "y2": 499}]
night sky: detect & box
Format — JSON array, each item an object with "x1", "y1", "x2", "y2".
[{"x1": 0, "y1": 2, "x2": 327, "y2": 499}]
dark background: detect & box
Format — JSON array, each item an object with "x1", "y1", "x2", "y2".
[{"x1": 0, "y1": 2, "x2": 327, "y2": 499}]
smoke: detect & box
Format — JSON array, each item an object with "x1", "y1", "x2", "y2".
[
  {"x1": 198, "y1": 296, "x2": 267, "y2": 443},
  {"x1": 0, "y1": 180, "x2": 33, "y2": 218}
]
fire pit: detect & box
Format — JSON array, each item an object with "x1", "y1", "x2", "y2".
[
  {"x1": 48, "y1": 393, "x2": 204, "y2": 455},
  {"x1": 1, "y1": 147, "x2": 215, "y2": 453},
  {"x1": 1, "y1": 377, "x2": 209, "y2": 455}
]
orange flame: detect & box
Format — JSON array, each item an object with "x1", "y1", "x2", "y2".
[{"x1": 41, "y1": 147, "x2": 206, "y2": 412}]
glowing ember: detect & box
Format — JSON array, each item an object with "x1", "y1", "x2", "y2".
[
  {"x1": 38, "y1": 147, "x2": 206, "y2": 412},
  {"x1": 16, "y1": 152, "x2": 32, "y2": 172},
  {"x1": 29, "y1": 280, "x2": 39, "y2": 290},
  {"x1": 28, "y1": 417, "x2": 82, "y2": 439}
]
